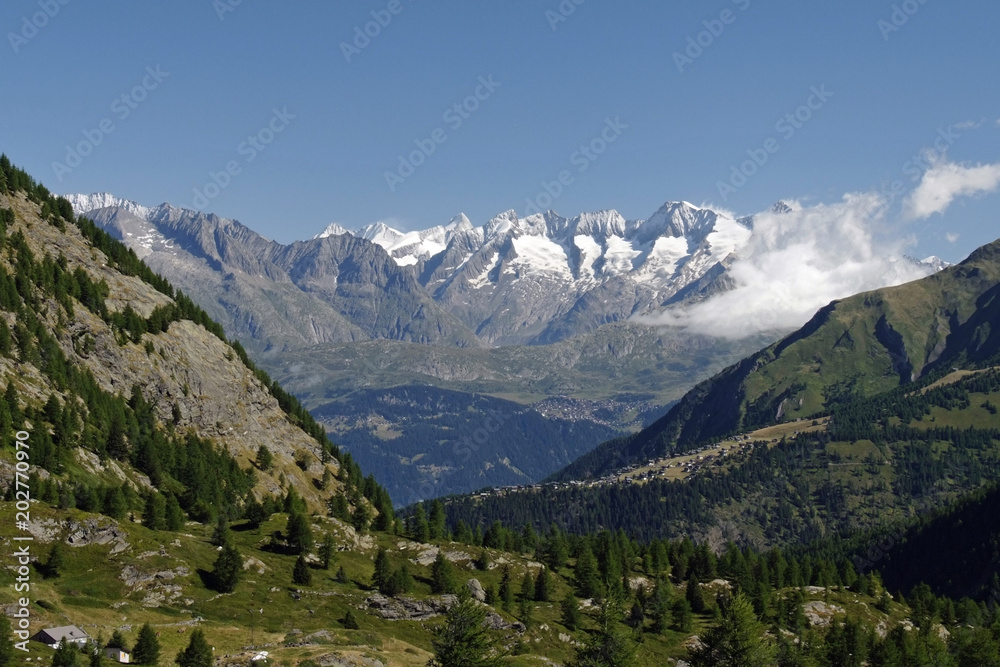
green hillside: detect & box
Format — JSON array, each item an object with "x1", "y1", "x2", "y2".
[{"x1": 557, "y1": 240, "x2": 1000, "y2": 481}]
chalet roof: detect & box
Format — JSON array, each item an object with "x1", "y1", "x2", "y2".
[{"x1": 32, "y1": 626, "x2": 90, "y2": 643}]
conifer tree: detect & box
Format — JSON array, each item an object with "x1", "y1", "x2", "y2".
[
  {"x1": 292, "y1": 554, "x2": 312, "y2": 586},
  {"x1": 535, "y1": 567, "x2": 551, "y2": 602},
  {"x1": 561, "y1": 592, "x2": 581, "y2": 631},
  {"x1": 428, "y1": 589, "x2": 500, "y2": 667},
  {"x1": 372, "y1": 548, "x2": 392, "y2": 593},
  {"x1": 429, "y1": 500, "x2": 447, "y2": 540},
  {"x1": 432, "y1": 551, "x2": 458, "y2": 594},
  {"x1": 688, "y1": 591, "x2": 776, "y2": 667},
  {"x1": 52, "y1": 640, "x2": 80, "y2": 667},
  {"x1": 175, "y1": 629, "x2": 212, "y2": 667},
  {"x1": 568, "y1": 594, "x2": 637, "y2": 667},
  {"x1": 319, "y1": 533, "x2": 336, "y2": 570},
  {"x1": 499, "y1": 565, "x2": 513, "y2": 613},
  {"x1": 211, "y1": 543, "x2": 242, "y2": 593},
  {"x1": 165, "y1": 494, "x2": 185, "y2": 531},
  {"x1": 132, "y1": 623, "x2": 161, "y2": 666},
  {"x1": 285, "y1": 510, "x2": 313, "y2": 554},
  {"x1": 575, "y1": 544, "x2": 601, "y2": 599}
]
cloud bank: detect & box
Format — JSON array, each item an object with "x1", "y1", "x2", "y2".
[
  {"x1": 904, "y1": 160, "x2": 1000, "y2": 219},
  {"x1": 640, "y1": 193, "x2": 932, "y2": 339}
]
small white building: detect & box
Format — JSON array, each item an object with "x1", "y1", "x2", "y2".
[
  {"x1": 104, "y1": 648, "x2": 131, "y2": 664},
  {"x1": 31, "y1": 626, "x2": 90, "y2": 649}
]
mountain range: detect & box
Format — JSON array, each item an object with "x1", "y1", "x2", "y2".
[
  {"x1": 7, "y1": 155, "x2": 998, "y2": 667},
  {"x1": 64, "y1": 192, "x2": 946, "y2": 503}
]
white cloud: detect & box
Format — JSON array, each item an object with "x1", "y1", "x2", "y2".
[
  {"x1": 954, "y1": 119, "x2": 983, "y2": 130},
  {"x1": 946, "y1": 232, "x2": 960, "y2": 243},
  {"x1": 637, "y1": 193, "x2": 932, "y2": 339},
  {"x1": 904, "y1": 159, "x2": 1000, "y2": 219}
]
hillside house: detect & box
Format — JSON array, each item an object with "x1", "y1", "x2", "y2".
[
  {"x1": 104, "y1": 648, "x2": 131, "y2": 663},
  {"x1": 31, "y1": 625, "x2": 89, "y2": 649}
]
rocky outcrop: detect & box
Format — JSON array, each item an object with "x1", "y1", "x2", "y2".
[
  {"x1": 2, "y1": 192, "x2": 342, "y2": 511},
  {"x1": 466, "y1": 578, "x2": 486, "y2": 602},
  {"x1": 364, "y1": 593, "x2": 457, "y2": 621}
]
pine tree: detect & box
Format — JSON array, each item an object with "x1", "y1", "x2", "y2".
[
  {"x1": 210, "y1": 515, "x2": 232, "y2": 547},
  {"x1": 143, "y1": 492, "x2": 166, "y2": 531},
  {"x1": 649, "y1": 579, "x2": 673, "y2": 635},
  {"x1": 244, "y1": 497, "x2": 268, "y2": 528},
  {"x1": 561, "y1": 593, "x2": 581, "y2": 631},
  {"x1": 672, "y1": 598, "x2": 693, "y2": 632},
  {"x1": 42, "y1": 541, "x2": 65, "y2": 578},
  {"x1": 351, "y1": 501, "x2": 371, "y2": 532},
  {"x1": 107, "y1": 631, "x2": 129, "y2": 651},
  {"x1": 175, "y1": 629, "x2": 212, "y2": 667},
  {"x1": 52, "y1": 640, "x2": 80, "y2": 667},
  {"x1": 165, "y1": 494, "x2": 185, "y2": 531},
  {"x1": 335, "y1": 565, "x2": 349, "y2": 584},
  {"x1": 568, "y1": 593, "x2": 637, "y2": 667},
  {"x1": 520, "y1": 570, "x2": 535, "y2": 602},
  {"x1": 319, "y1": 533, "x2": 336, "y2": 570},
  {"x1": 429, "y1": 500, "x2": 447, "y2": 540},
  {"x1": 688, "y1": 591, "x2": 776, "y2": 667},
  {"x1": 255, "y1": 445, "x2": 273, "y2": 471},
  {"x1": 372, "y1": 548, "x2": 392, "y2": 593},
  {"x1": 428, "y1": 589, "x2": 501, "y2": 667},
  {"x1": 432, "y1": 551, "x2": 458, "y2": 594},
  {"x1": 411, "y1": 504, "x2": 430, "y2": 543},
  {"x1": 686, "y1": 575, "x2": 708, "y2": 614},
  {"x1": 499, "y1": 565, "x2": 514, "y2": 613},
  {"x1": 341, "y1": 611, "x2": 360, "y2": 630},
  {"x1": 535, "y1": 567, "x2": 551, "y2": 602},
  {"x1": 292, "y1": 554, "x2": 312, "y2": 586},
  {"x1": 285, "y1": 510, "x2": 313, "y2": 554},
  {"x1": 575, "y1": 544, "x2": 601, "y2": 599},
  {"x1": 132, "y1": 623, "x2": 161, "y2": 666},
  {"x1": 389, "y1": 565, "x2": 413, "y2": 595},
  {"x1": 211, "y1": 543, "x2": 242, "y2": 593}
]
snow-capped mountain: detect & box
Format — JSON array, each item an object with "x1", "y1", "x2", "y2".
[
  {"x1": 336, "y1": 202, "x2": 755, "y2": 344},
  {"x1": 67, "y1": 192, "x2": 948, "y2": 348},
  {"x1": 64, "y1": 192, "x2": 152, "y2": 220},
  {"x1": 315, "y1": 222, "x2": 350, "y2": 238}
]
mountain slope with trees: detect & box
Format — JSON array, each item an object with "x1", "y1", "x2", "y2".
[{"x1": 556, "y1": 239, "x2": 1000, "y2": 482}]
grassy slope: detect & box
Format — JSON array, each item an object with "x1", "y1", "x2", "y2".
[{"x1": 556, "y1": 239, "x2": 1000, "y2": 481}]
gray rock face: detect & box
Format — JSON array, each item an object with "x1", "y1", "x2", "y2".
[
  {"x1": 82, "y1": 204, "x2": 481, "y2": 353},
  {"x1": 364, "y1": 593, "x2": 457, "y2": 621},
  {"x1": 466, "y1": 578, "x2": 487, "y2": 602}
]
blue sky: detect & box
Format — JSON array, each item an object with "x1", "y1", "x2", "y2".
[{"x1": 2, "y1": 0, "x2": 999, "y2": 262}]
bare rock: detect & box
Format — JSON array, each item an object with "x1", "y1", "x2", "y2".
[
  {"x1": 316, "y1": 655, "x2": 385, "y2": 667},
  {"x1": 365, "y1": 594, "x2": 456, "y2": 621},
  {"x1": 466, "y1": 578, "x2": 486, "y2": 602},
  {"x1": 802, "y1": 601, "x2": 845, "y2": 627}
]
